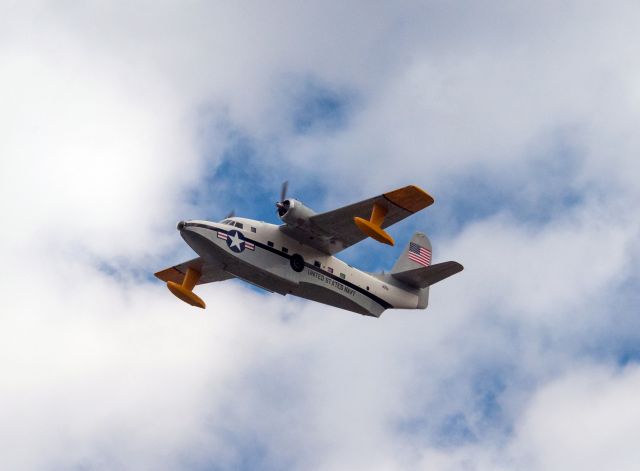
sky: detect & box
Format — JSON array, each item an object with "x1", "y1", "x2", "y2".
[{"x1": 1, "y1": 1, "x2": 640, "y2": 470}]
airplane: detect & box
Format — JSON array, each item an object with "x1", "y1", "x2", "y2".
[{"x1": 155, "y1": 184, "x2": 463, "y2": 317}]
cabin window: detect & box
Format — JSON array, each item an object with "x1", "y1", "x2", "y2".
[
  {"x1": 267, "y1": 241, "x2": 274, "y2": 247},
  {"x1": 235, "y1": 222, "x2": 243, "y2": 229},
  {"x1": 251, "y1": 226, "x2": 257, "y2": 233},
  {"x1": 282, "y1": 247, "x2": 289, "y2": 254},
  {"x1": 314, "y1": 261, "x2": 321, "y2": 268},
  {"x1": 327, "y1": 267, "x2": 334, "y2": 274},
  {"x1": 340, "y1": 273, "x2": 346, "y2": 279}
]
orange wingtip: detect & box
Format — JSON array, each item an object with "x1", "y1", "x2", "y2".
[{"x1": 384, "y1": 185, "x2": 434, "y2": 213}]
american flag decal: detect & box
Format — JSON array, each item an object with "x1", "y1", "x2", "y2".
[
  {"x1": 217, "y1": 231, "x2": 228, "y2": 240},
  {"x1": 408, "y1": 242, "x2": 431, "y2": 267}
]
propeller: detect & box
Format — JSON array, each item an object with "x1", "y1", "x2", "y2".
[
  {"x1": 276, "y1": 180, "x2": 290, "y2": 217},
  {"x1": 280, "y1": 180, "x2": 289, "y2": 202}
]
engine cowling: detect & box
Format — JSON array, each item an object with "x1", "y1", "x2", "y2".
[{"x1": 277, "y1": 198, "x2": 316, "y2": 226}]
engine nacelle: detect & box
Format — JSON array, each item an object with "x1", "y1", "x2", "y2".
[{"x1": 278, "y1": 198, "x2": 316, "y2": 227}]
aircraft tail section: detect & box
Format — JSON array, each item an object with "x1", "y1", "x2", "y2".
[
  {"x1": 391, "y1": 232, "x2": 463, "y2": 292},
  {"x1": 391, "y1": 232, "x2": 433, "y2": 274}
]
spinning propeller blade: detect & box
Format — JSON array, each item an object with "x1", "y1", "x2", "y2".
[
  {"x1": 276, "y1": 181, "x2": 290, "y2": 215},
  {"x1": 280, "y1": 180, "x2": 289, "y2": 202}
]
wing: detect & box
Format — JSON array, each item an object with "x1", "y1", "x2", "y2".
[
  {"x1": 280, "y1": 185, "x2": 434, "y2": 255},
  {"x1": 154, "y1": 257, "x2": 234, "y2": 285}
]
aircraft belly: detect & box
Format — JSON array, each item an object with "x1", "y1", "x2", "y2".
[
  {"x1": 292, "y1": 267, "x2": 385, "y2": 317},
  {"x1": 181, "y1": 225, "x2": 390, "y2": 316},
  {"x1": 227, "y1": 262, "x2": 295, "y2": 295},
  {"x1": 294, "y1": 283, "x2": 383, "y2": 317}
]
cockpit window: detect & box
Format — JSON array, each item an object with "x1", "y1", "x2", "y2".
[{"x1": 220, "y1": 219, "x2": 243, "y2": 229}]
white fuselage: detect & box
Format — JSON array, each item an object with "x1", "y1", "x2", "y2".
[{"x1": 179, "y1": 217, "x2": 421, "y2": 317}]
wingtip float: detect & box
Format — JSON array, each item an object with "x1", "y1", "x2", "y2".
[
  {"x1": 353, "y1": 202, "x2": 395, "y2": 246},
  {"x1": 166, "y1": 266, "x2": 206, "y2": 309}
]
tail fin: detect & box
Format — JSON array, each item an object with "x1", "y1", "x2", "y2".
[
  {"x1": 391, "y1": 232, "x2": 433, "y2": 274},
  {"x1": 391, "y1": 232, "x2": 463, "y2": 289}
]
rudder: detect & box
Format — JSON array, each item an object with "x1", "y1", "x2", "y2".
[
  {"x1": 391, "y1": 232, "x2": 463, "y2": 291},
  {"x1": 391, "y1": 232, "x2": 433, "y2": 274}
]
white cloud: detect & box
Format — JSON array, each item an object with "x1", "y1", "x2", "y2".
[
  {"x1": 444, "y1": 206, "x2": 637, "y2": 324},
  {"x1": 508, "y1": 365, "x2": 640, "y2": 471},
  {"x1": 281, "y1": 0, "x2": 640, "y2": 204},
  {"x1": 0, "y1": 37, "x2": 200, "y2": 258}
]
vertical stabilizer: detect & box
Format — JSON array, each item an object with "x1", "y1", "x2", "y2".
[{"x1": 391, "y1": 232, "x2": 432, "y2": 274}]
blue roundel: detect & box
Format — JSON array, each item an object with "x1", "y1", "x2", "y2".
[{"x1": 226, "y1": 230, "x2": 246, "y2": 253}]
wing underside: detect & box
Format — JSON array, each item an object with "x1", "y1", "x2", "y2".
[
  {"x1": 154, "y1": 257, "x2": 234, "y2": 285},
  {"x1": 281, "y1": 185, "x2": 434, "y2": 255}
]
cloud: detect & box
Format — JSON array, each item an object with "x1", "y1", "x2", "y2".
[
  {"x1": 0, "y1": 18, "x2": 202, "y2": 259},
  {"x1": 507, "y1": 365, "x2": 640, "y2": 471},
  {"x1": 1, "y1": 1, "x2": 639, "y2": 470}
]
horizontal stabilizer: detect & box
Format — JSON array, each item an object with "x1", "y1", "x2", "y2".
[{"x1": 392, "y1": 261, "x2": 463, "y2": 289}]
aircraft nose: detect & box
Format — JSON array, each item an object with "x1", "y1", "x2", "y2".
[{"x1": 177, "y1": 220, "x2": 186, "y2": 231}]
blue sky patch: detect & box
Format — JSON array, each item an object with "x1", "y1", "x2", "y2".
[{"x1": 289, "y1": 80, "x2": 354, "y2": 135}]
